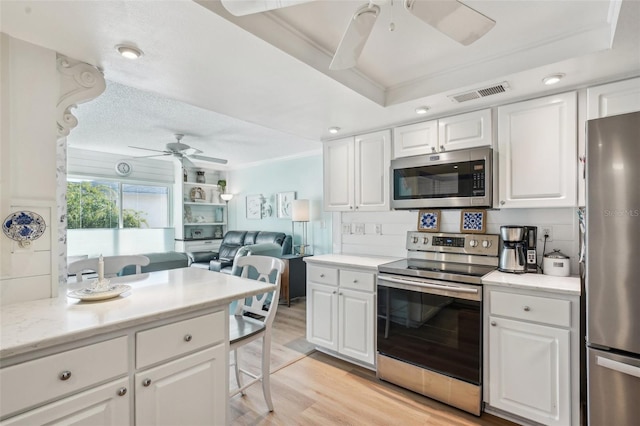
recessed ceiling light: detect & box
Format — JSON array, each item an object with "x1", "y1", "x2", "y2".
[
  {"x1": 116, "y1": 44, "x2": 143, "y2": 59},
  {"x1": 328, "y1": 127, "x2": 340, "y2": 134},
  {"x1": 542, "y1": 73, "x2": 565, "y2": 85},
  {"x1": 415, "y1": 106, "x2": 430, "y2": 114}
]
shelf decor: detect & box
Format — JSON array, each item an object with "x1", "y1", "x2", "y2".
[
  {"x1": 460, "y1": 209, "x2": 487, "y2": 234},
  {"x1": 276, "y1": 191, "x2": 296, "y2": 219},
  {"x1": 417, "y1": 209, "x2": 440, "y2": 232}
]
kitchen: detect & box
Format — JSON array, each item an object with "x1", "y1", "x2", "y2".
[{"x1": 1, "y1": 0, "x2": 640, "y2": 425}]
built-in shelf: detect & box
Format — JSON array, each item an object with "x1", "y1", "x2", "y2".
[
  {"x1": 183, "y1": 182, "x2": 220, "y2": 189},
  {"x1": 185, "y1": 222, "x2": 226, "y2": 226},
  {"x1": 183, "y1": 202, "x2": 225, "y2": 206}
]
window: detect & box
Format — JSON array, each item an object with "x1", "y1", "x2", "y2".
[{"x1": 67, "y1": 178, "x2": 170, "y2": 229}]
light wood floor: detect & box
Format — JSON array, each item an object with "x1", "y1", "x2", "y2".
[{"x1": 230, "y1": 298, "x2": 516, "y2": 426}]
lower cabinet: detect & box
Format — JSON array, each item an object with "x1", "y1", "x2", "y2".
[
  {"x1": 306, "y1": 264, "x2": 375, "y2": 367},
  {"x1": 0, "y1": 308, "x2": 228, "y2": 425},
  {"x1": 135, "y1": 345, "x2": 226, "y2": 426},
  {"x1": 484, "y1": 286, "x2": 579, "y2": 426}
]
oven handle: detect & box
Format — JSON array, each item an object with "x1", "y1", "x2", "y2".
[{"x1": 377, "y1": 275, "x2": 479, "y2": 295}]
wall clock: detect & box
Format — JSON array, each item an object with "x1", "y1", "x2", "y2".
[{"x1": 115, "y1": 161, "x2": 132, "y2": 176}]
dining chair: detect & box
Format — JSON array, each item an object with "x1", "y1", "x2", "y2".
[
  {"x1": 229, "y1": 255, "x2": 285, "y2": 412},
  {"x1": 68, "y1": 255, "x2": 150, "y2": 282}
]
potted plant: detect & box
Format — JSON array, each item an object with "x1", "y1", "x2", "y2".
[{"x1": 217, "y1": 179, "x2": 227, "y2": 193}]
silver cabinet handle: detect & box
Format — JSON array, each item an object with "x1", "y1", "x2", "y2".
[
  {"x1": 500, "y1": 200, "x2": 506, "y2": 205},
  {"x1": 184, "y1": 334, "x2": 193, "y2": 342},
  {"x1": 59, "y1": 371, "x2": 72, "y2": 381},
  {"x1": 117, "y1": 387, "x2": 127, "y2": 396},
  {"x1": 440, "y1": 145, "x2": 445, "y2": 151},
  {"x1": 523, "y1": 306, "x2": 531, "y2": 312},
  {"x1": 332, "y1": 290, "x2": 337, "y2": 294},
  {"x1": 353, "y1": 280, "x2": 358, "y2": 283},
  {"x1": 142, "y1": 378, "x2": 152, "y2": 387},
  {"x1": 320, "y1": 274, "x2": 325, "y2": 278},
  {"x1": 490, "y1": 321, "x2": 497, "y2": 326},
  {"x1": 339, "y1": 292, "x2": 343, "y2": 296}
]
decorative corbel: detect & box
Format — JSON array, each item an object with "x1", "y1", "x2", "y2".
[{"x1": 56, "y1": 55, "x2": 106, "y2": 138}]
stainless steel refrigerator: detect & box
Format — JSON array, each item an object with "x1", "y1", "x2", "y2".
[{"x1": 586, "y1": 111, "x2": 640, "y2": 426}]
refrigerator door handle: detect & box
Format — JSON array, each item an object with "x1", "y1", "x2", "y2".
[{"x1": 597, "y1": 355, "x2": 640, "y2": 379}]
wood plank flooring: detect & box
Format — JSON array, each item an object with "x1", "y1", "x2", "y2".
[{"x1": 230, "y1": 298, "x2": 516, "y2": 426}]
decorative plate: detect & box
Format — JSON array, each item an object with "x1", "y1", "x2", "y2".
[
  {"x1": 417, "y1": 209, "x2": 440, "y2": 232},
  {"x1": 2, "y1": 211, "x2": 47, "y2": 244},
  {"x1": 68, "y1": 284, "x2": 131, "y2": 301},
  {"x1": 460, "y1": 209, "x2": 486, "y2": 234}
]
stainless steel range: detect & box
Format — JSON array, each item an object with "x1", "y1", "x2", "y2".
[{"x1": 376, "y1": 231, "x2": 499, "y2": 416}]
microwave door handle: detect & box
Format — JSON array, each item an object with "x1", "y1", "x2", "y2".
[{"x1": 378, "y1": 276, "x2": 478, "y2": 294}]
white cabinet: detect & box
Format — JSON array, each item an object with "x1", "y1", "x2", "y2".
[
  {"x1": 484, "y1": 286, "x2": 579, "y2": 426},
  {"x1": 587, "y1": 77, "x2": 640, "y2": 119},
  {"x1": 497, "y1": 92, "x2": 577, "y2": 208},
  {"x1": 175, "y1": 181, "x2": 226, "y2": 252},
  {"x1": 135, "y1": 345, "x2": 226, "y2": 426},
  {"x1": 392, "y1": 109, "x2": 492, "y2": 158},
  {"x1": 306, "y1": 264, "x2": 376, "y2": 367},
  {"x1": 323, "y1": 130, "x2": 391, "y2": 212}
]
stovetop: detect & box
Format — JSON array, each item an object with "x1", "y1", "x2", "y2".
[{"x1": 377, "y1": 231, "x2": 500, "y2": 285}]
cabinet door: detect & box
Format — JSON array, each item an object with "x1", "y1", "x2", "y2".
[
  {"x1": 306, "y1": 282, "x2": 338, "y2": 351},
  {"x1": 135, "y1": 345, "x2": 226, "y2": 426},
  {"x1": 438, "y1": 109, "x2": 492, "y2": 151},
  {"x1": 392, "y1": 120, "x2": 438, "y2": 158},
  {"x1": 587, "y1": 77, "x2": 640, "y2": 119},
  {"x1": 1, "y1": 378, "x2": 130, "y2": 426},
  {"x1": 354, "y1": 130, "x2": 391, "y2": 211},
  {"x1": 488, "y1": 316, "x2": 570, "y2": 426},
  {"x1": 338, "y1": 288, "x2": 375, "y2": 365},
  {"x1": 323, "y1": 137, "x2": 355, "y2": 211},
  {"x1": 497, "y1": 92, "x2": 577, "y2": 208}
]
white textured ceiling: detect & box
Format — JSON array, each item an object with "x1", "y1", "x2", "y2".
[{"x1": 1, "y1": 0, "x2": 639, "y2": 169}]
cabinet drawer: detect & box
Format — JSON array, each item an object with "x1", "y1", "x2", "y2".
[
  {"x1": 339, "y1": 270, "x2": 374, "y2": 292},
  {"x1": 307, "y1": 265, "x2": 338, "y2": 286},
  {"x1": 490, "y1": 291, "x2": 571, "y2": 327},
  {"x1": 0, "y1": 337, "x2": 128, "y2": 418},
  {"x1": 185, "y1": 240, "x2": 221, "y2": 252},
  {"x1": 136, "y1": 311, "x2": 225, "y2": 369}
]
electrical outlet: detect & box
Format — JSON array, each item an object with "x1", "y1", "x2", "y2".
[
  {"x1": 354, "y1": 223, "x2": 365, "y2": 235},
  {"x1": 342, "y1": 223, "x2": 351, "y2": 235},
  {"x1": 375, "y1": 224, "x2": 382, "y2": 235},
  {"x1": 540, "y1": 226, "x2": 553, "y2": 242}
]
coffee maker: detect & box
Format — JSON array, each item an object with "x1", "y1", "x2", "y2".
[{"x1": 498, "y1": 225, "x2": 538, "y2": 273}]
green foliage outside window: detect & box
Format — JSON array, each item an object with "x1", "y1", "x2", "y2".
[{"x1": 67, "y1": 181, "x2": 148, "y2": 229}]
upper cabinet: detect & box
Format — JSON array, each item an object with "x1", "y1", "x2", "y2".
[
  {"x1": 497, "y1": 92, "x2": 577, "y2": 209},
  {"x1": 323, "y1": 130, "x2": 391, "y2": 212},
  {"x1": 393, "y1": 109, "x2": 492, "y2": 158},
  {"x1": 587, "y1": 77, "x2": 640, "y2": 119}
]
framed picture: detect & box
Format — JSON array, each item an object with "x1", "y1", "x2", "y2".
[
  {"x1": 246, "y1": 194, "x2": 263, "y2": 219},
  {"x1": 190, "y1": 228, "x2": 203, "y2": 239},
  {"x1": 417, "y1": 209, "x2": 440, "y2": 232},
  {"x1": 276, "y1": 191, "x2": 296, "y2": 219},
  {"x1": 460, "y1": 209, "x2": 487, "y2": 234}
]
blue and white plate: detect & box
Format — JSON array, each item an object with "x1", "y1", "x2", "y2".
[{"x1": 2, "y1": 211, "x2": 46, "y2": 243}]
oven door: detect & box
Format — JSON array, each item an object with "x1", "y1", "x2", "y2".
[{"x1": 377, "y1": 274, "x2": 482, "y2": 385}]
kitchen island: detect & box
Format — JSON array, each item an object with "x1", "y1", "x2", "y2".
[{"x1": 0, "y1": 267, "x2": 274, "y2": 425}]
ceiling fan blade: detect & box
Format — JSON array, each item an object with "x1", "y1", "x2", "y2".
[
  {"x1": 190, "y1": 154, "x2": 229, "y2": 165},
  {"x1": 130, "y1": 153, "x2": 172, "y2": 159},
  {"x1": 129, "y1": 146, "x2": 169, "y2": 154},
  {"x1": 220, "y1": 0, "x2": 315, "y2": 16},
  {"x1": 404, "y1": 0, "x2": 495, "y2": 46},
  {"x1": 329, "y1": 3, "x2": 380, "y2": 71},
  {"x1": 181, "y1": 156, "x2": 197, "y2": 169}
]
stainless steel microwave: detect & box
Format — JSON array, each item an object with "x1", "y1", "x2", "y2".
[{"x1": 391, "y1": 147, "x2": 493, "y2": 209}]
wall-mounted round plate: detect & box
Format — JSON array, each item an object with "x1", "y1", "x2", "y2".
[{"x1": 2, "y1": 211, "x2": 47, "y2": 245}]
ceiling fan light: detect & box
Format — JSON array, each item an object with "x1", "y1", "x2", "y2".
[
  {"x1": 415, "y1": 106, "x2": 430, "y2": 114},
  {"x1": 328, "y1": 127, "x2": 340, "y2": 134},
  {"x1": 116, "y1": 44, "x2": 143, "y2": 59},
  {"x1": 542, "y1": 73, "x2": 565, "y2": 85}
]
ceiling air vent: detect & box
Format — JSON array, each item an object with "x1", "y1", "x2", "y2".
[{"x1": 449, "y1": 82, "x2": 511, "y2": 103}]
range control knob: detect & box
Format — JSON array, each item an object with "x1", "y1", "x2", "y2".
[
  {"x1": 482, "y1": 240, "x2": 492, "y2": 248},
  {"x1": 469, "y1": 239, "x2": 478, "y2": 248},
  {"x1": 412, "y1": 236, "x2": 419, "y2": 244},
  {"x1": 422, "y1": 237, "x2": 429, "y2": 244}
]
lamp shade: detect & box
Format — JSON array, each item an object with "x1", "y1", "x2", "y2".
[
  {"x1": 220, "y1": 193, "x2": 234, "y2": 202},
  {"x1": 291, "y1": 199, "x2": 310, "y2": 222}
]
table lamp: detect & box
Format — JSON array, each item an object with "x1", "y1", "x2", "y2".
[{"x1": 291, "y1": 199, "x2": 309, "y2": 255}]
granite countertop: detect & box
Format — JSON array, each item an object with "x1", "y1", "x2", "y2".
[
  {"x1": 304, "y1": 254, "x2": 402, "y2": 271},
  {"x1": 482, "y1": 270, "x2": 581, "y2": 295},
  {"x1": 0, "y1": 267, "x2": 273, "y2": 359}
]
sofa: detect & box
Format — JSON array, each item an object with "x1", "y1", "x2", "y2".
[{"x1": 188, "y1": 230, "x2": 292, "y2": 274}]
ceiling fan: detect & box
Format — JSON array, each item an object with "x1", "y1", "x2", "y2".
[
  {"x1": 129, "y1": 134, "x2": 228, "y2": 168},
  {"x1": 219, "y1": 0, "x2": 496, "y2": 70}
]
